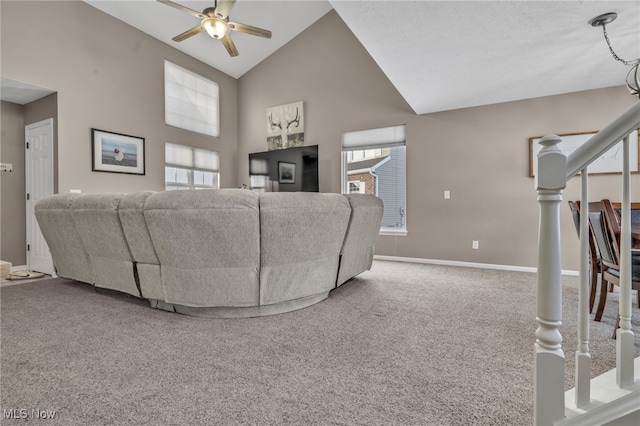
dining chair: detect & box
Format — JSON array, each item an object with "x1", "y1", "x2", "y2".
[
  {"x1": 601, "y1": 202, "x2": 640, "y2": 298},
  {"x1": 568, "y1": 201, "x2": 600, "y2": 313},
  {"x1": 582, "y1": 201, "x2": 617, "y2": 322},
  {"x1": 610, "y1": 201, "x2": 640, "y2": 225},
  {"x1": 596, "y1": 199, "x2": 640, "y2": 337},
  {"x1": 609, "y1": 201, "x2": 640, "y2": 251}
]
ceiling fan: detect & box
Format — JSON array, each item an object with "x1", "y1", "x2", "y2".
[{"x1": 157, "y1": 0, "x2": 272, "y2": 57}]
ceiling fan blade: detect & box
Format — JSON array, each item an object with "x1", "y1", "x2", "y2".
[
  {"x1": 220, "y1": 34, "x2": 239, "y2": 57},
  {"x1": 228, "y1": 22, "x2": 272, "y2": 39},
  {"x1": 172, "y1": 25, "x2": 204, "y2": 42},
  {"x1": 214, "y1": 0, "x2": 236, "y2": 19},
  {"x1": 157, "y1": 0, "x2": 205, "y2": 19}
]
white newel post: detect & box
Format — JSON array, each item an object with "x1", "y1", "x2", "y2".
[
  {"x1": 617, "y1": 134, "x2": 635, "y2": 387},
  {"x1": 534, "y1": 134, "x2": 567, "y2": 426}
]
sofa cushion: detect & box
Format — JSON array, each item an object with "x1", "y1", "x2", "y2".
[
  {"x1": 34, "y1": 193, "x2": 94, "y2": 284},
  {"x1": 144, "y1": 189, "x2": 261, "y2": 307},
  {"x1": 119, "y1": 191, "x2": 162, "y2": 300},
  {"x1": 337, "y1": 194, "x2": 384, "y2": 285},
  {"x1": 71, "y1": 193, "x2": 140, "y2": 297},
  {"x1": 259, "y1": 192, "x2": 351, "y2": 305},
  {"x1": 118, "y1": 191, "x2": 158, "y2": 264}
]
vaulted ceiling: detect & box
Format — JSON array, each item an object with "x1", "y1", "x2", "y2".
[{"x1": 82, "y1": 1, "x2": 640, "y2": 114}]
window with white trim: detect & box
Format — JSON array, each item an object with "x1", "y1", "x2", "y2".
[
  {"x1": 348, "y1": 181, "x2": 365, "y2": 194},
  {"x1": 165, "y1": 143, "x2": 219, "y2": 190},
  {"x1": 164, "y1": 60, "x2": 220, "y2": 137},
  {"x1": 342, "y1": 125, "x2": 407, "y2": 235}
]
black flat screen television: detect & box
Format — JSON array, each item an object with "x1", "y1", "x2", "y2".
[{"x1": 249, "y1": 145, "x2": 319, "y2": 192}]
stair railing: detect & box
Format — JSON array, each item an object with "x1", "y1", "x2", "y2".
[{"x1": 534, "y1": 101, "x2": 640, "y2": 425}]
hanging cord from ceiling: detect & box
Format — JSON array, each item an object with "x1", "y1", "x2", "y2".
[{"x1": 590, "y1": 12, "x2": 639, "y2": 98}]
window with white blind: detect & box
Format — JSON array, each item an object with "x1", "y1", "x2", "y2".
[
  {"x1": 164, "y1": 60, "x2": 220, "y2": 137},
  {"x1": 342, "y1": 125, "x2": 407, "y2": 235},
  {"x1": 165, "y1": 143, "x2": 219, "y2": 190}
]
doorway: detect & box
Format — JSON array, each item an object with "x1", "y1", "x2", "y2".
[{"x1": 25, "y1": 118, "x2": 55, "y2": 275}]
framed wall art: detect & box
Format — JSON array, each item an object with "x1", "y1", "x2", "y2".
[
  {"x1": 266, "y1": 101, "x2": 305, "y2": 150},
  {"x1": 91, "y1": 128, "x2": 145, "y2": 175},
  {"x1": 278, "y1": 161, "x2": 295, "y2": 184},
  {"x1": 529, "y1": 129, "x2": 640, "y2": 177}
]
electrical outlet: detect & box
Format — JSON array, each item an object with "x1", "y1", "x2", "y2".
[
  {"x1": 472, "y1": 240, "x2": 479, "y2": 249},
  {"x1": 69, "y1": 189, "x2": 82, "y2": 193},
  {"x1": 0, "y1": 163, "x2": 13, "y2": 172},
  {"x1": 444, "y1": 190, "x2": 450, "y2": 199}
]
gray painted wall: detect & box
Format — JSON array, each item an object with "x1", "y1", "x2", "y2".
[
  {"x1": 0, "y1": 94, "x2": 57, "y2": 266},
  {"x1": 1, "y1": 101, "x2": 26, "y2": 265},
  {"x1": 238, "y1": 10, "x2": 639, "y2": 271}
]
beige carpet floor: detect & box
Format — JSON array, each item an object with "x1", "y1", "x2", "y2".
[{"x1": 1, "y1": 260, "x2": 638, "y2": 425}]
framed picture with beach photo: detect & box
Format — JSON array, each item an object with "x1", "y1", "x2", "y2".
[{"x1": 91, "y1": 128, "x2": 145, "y2": 175}]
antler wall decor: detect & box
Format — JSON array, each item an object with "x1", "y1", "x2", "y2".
[
  {"x1": 268, "y1": 113, "x2": 282, "y2": 131},
  {"x1": 286, "y1": 107, "x2": 301, "y2": 130},
  {"x1": 266, "y1": 102, "x2": 305, "y2": 150}
]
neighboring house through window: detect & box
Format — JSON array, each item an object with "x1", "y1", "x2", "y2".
[
  {"x1": 165, "y1": 143, "x2": 219, "y2": 190},
  {"x1": 342, "y1": 125, "x2": 407, "y2": 235},
  {"x1": 347, "y1": 155, "x2": 390, "y2": 195}
]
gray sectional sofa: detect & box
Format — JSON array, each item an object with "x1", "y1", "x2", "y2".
[{"x1": 35, "y1": 190, "x2": 383, "y2": 317}]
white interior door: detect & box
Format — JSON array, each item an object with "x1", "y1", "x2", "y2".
[{"x1": 25, "y1": 118, "x2": 55, "y2": 275}]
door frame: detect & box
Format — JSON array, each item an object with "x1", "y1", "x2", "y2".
[{"x1": 25, "y1": 118, "x2": 55, "y2": 275}]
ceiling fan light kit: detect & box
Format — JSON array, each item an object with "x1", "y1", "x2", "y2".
[
  {"x1": 589, "y1": 12, "x2": 640, "y2": 98},
  {"x1": 158, "y1": 0, "x2": 272, "y2": 57},
  {"x1": 203, "y1": 18, "x2": 229, "y2": 39}
]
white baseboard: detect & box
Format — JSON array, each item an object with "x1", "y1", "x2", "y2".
[
  {"x1": 373, "y1": 255, "x2": 579, "y2": 276},
  {"x1": 11, "y1": 265, "x2": 27, "y2": 272}
]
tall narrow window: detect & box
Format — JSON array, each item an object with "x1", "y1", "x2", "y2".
[
  {"x1": 164, "y1": 60, "x2": 220, "y2": 137},
  {"x1": 165, "y1": 143, "x2": 219, "y2": 190},
  {"x1": 342, "y1": 125, "x2": 407, "y2": 235}
]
